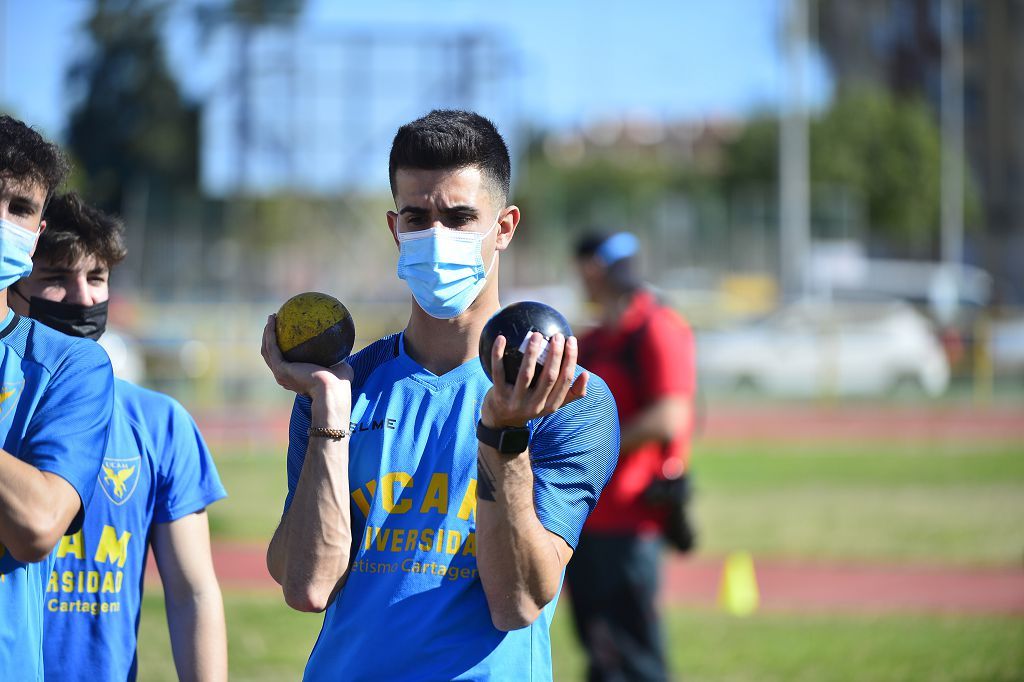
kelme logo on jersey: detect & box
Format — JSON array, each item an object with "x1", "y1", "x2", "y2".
[
  {"x1": 0, "y1": 381, "x2": 23, "y2": 424},
  {"x1": 99, "y1": 457, "x2": 141, "y2": 505}
]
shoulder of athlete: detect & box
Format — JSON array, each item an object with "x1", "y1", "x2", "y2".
[
  {"x1": 114, "y1": 378, "x2": 182, "y2": 424},
  {"x1": 21, "y1": 317, "x2": 114, "y2": 376},
  {"x1": 535, "y1": 367, "x2": 616, "y2": 430}
]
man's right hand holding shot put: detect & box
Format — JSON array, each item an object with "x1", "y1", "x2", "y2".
[
  {"x1": 261, "y1": 322, "x2": 355, "y2": 611},
  {"x1": 261, "y1": 110, "x2": 619, "y2": 681}
]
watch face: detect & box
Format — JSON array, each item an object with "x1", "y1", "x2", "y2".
[{"x1": 500, "y1": 429, "x2": 531, "y2": 454}]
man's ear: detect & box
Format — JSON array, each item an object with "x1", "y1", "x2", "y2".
[
  {"x1": 495, "y1": 205, "x2": 520, "y2": 252},
  {"x1": 30, "y1": 220, "x2": 46, "y2": 257},
  {"x1": 386, "y1": 211, "x2": 400, "y2": 247}
]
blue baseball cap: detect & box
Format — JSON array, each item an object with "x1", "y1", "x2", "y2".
[{"x1": 595, "y1": 232, "x2": 639, "y2": 266}]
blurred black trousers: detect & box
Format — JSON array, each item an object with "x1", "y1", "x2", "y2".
[{"x1": 565, "y1": 532, "x2": 668, "y2": 682}]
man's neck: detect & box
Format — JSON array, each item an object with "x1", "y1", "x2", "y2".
[
  {"x1": 0, "y1": 289, "x2": 9, "y2": 321},
  {"x1": 599, "y1": 290, "x2": 635, "y2": 327},
  {"x1": 403, "y1": 294, "x2": 500, "y2": 376}
]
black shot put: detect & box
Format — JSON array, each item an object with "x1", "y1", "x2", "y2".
[{"x1": 479, "y1": 301, "x2": 573, "y2": 384}]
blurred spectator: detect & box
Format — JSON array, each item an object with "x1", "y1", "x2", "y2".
[{"x1": 566, "y1": 230, "x2": 697, "y2": 682}]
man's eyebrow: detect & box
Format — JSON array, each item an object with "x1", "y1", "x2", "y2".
[
  {"x1": 35, "y1": 265, "x2": 109, "y2": 275},
  {"x1": 397, "y1": 205, "x2": 480, "y2": 216},
  {"x1": 441, "y1": 205, "x2": 479, "y2": 216}
]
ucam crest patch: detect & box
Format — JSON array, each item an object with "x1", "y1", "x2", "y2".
[
  {"x1": 0, "y1": 381, "x2": 24, "y2": 425},
  {"x1": 99, "y1": 457, "x2": 142, "y2": 505}
]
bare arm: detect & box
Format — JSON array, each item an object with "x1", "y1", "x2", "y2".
[
  {"x1": 618, "y1": 396, "x2": 691, "y2": 454},
  {"x1": 152, "y1": 511, "x2": 227, "y2": 682},
  {"x1": 475, "y1": 443, "x2": 574, "y2": 631},
  {"x1": 476, "y1": 332, "x2": 588, "y2": 631},
  {"x1": 262, "y1": 316, "x2": 354, "y2": 613},
  {"x1": 266, "y1": 386, "x2": 352, "y2": 612},
  {"x1": 0, "y1": 451, "x2": 81, "y2": 562}
]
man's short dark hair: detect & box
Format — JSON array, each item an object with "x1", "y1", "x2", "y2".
[
  {"x1": 389, "y1": 110, "x2": 511, "y2": 202},
  {"x1": 574, "y1": 231, "x2": 612, "y2": 260},
  {"x1": 38, "y1": 192, "x2": 127, "y2": 270},
  {"x1": 574, "y1": 229, "x2": 641, "y2": 294},
  {"x1": 0, "y1": 115, "x2": 70, "y2": 205}
]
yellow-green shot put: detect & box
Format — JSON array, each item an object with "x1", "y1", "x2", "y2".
[{"x1": 275, "y1": 292, "x2": 355, "y2": 367}]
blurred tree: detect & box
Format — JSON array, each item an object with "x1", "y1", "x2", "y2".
[
  {"x1": 722, "y1": 86, "x2": 976, "y2": 249},
  {"x1": 192, "y1": 0, "x2": 307, "y2": 251},
  {"x1": 66, "y1": 0, "x2": 199, "y2": 213},
  {"x1": 228, "y1": 0, "x2": 303, "y2": 23},
  {"x1": 517, "y1": 130, "x2": 712, "y2": 237},
  {"x1": 718, "y1": 117, "x2": 778, "y2": 194},
  {"x1": 812, "y1": 87, "x2": 942, "y2": 244},
  {"x1": 193, "y1": 0, "x2": 304, "y2": 43}
]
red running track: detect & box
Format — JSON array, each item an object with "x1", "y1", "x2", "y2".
[
  {"x1": 660, "y1": 557, "x2": 1024, "y2": 615},
  {"x1": 696, "y1": 404, "x2": 1024, "y2": 443},
  {"x1": 146, "y1": 545, "x2": 1024, "y2": 615}
]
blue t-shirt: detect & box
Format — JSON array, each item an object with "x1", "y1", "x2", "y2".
[
  {"x1": 284, "y1": 333, "x2": 619, "y2": 681},
  {"x1": 42, "y1": 378, "x2": 227, "y2": 682},
  {"x1": 0, "y1": 312, "x2": 114, "y2": 681}
]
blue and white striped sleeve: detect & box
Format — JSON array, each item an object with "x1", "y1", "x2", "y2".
[{"x1": 528, "y1": 370, "x2": 619, "y2": 549}]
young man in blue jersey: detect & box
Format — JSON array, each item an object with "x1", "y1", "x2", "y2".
[
  {"x1": 0, "y1": 116, "x2": 115, "y2": 679},
  {"x1": 261, "y1": 109, "x2": 621, "y2": 680},
  {"x1": 10, "y1": 191, "x2": 228, "y2": 681}
]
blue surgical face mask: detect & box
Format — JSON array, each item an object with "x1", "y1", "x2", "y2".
[
  {"x1": 0, "y1": 218, "x2": 39, "y2": 291},
  {"x1": 396, "y1": 218, "x2": 499, "y2": 319}
]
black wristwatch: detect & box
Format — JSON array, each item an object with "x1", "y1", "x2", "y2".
[{"x1": 476, "y1": 420, "x2": 531, "y2": 455}]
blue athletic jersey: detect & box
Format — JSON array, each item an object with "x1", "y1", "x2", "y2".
[
  {"x1": 0, "y1": 312, "x2": 114, "y2": 681},
  {"x1": 42, "y1": 378, "x2": 227, "y2": 682},
  {"x1": 284, "y1": 333, "x2": 619, "y2": 681}
]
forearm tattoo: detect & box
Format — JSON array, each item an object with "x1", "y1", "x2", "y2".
[{"x1": 477, "y1": 454, "x2": 498, "y2": 502}]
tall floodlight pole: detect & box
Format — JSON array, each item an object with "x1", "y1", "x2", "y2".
[
  {"x1": 940, "y1": 0, "x2": 965, "y2": 268},
  {"x1": 779, "y1": 0, "x2": 811, "y2": 299}
]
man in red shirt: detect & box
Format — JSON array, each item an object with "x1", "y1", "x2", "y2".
[{"x1": 566, "y1": 231, "x2": 697, "y2": 682}]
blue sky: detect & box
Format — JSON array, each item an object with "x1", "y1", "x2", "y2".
[
  {"x1": 1, "y1": 0, "x2": 830, "y2": 191},
  {"x1": 305, "y1": 0, "x2": 830, "y2": 127}
]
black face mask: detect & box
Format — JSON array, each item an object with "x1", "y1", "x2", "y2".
[{"x1": 10, "y1": 286, "x2": 108, "y2": 340}]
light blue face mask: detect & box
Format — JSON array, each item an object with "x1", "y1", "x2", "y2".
[
  {"x1": 396, "y1": 219, "x2": 498, "y2": 319},
  {"x1": 0, "y1": 218, "x2": 39, "y2": 291}
]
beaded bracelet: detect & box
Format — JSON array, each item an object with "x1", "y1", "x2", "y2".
[{"x1": 307, "y1": 426, "x2": 349, "y2": 440}]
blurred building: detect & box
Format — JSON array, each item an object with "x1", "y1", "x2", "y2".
[
  {"x1": 541, "y1": 116, "x2": 741, "y2": 174},
  {"x1": 818, "y1": 0, "x2": 1024, "y2": 303}
]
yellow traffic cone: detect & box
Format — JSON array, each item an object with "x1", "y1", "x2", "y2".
[{"x1": 718, "y1": 551, "x2": 760, "y2": 616}]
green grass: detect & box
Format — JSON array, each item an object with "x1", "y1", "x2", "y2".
[
  {"x1": 138, "y1": 591, "x2": 321, "y2": 682},
  {"x1": 207, "y1": 440, "x2": 1024, "y2": 566},
  {"x1": 654, "y1": 609, "x2": 1024, "y2": 682},
  {"x1": 690, "y1": 441, "x2": 1024, "y2": 566},
  {"x1": 692, "y1": 441, "x2": 1024, "y2": 488},
  {"x1": 136, "y1": 591, "x2": 1024, "y2": 681},
  {"x1": 206, "y1": 451, "x2": 289, "y2": 542}
]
